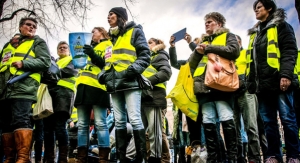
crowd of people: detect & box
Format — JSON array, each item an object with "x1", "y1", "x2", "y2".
[{"x1": 0, "y1": 0, "x2": 300, "y2": 163}]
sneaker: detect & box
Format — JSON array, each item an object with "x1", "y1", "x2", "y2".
[
  {"x1": 287, "y1": 158, "x2": 300, "y2": 163},
  {"x1": 264, "y1": 157, "x2": 279, "y2": 163}
]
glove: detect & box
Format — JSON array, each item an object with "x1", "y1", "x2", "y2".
[{"x1": 83, "y1": 44, "x2": 95, "y2": 57}]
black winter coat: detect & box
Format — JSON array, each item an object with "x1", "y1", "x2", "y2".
[
  {"x1": 98, "y1": 21, "x2": 150, "y2": 93},
  {"x1": 74, "y1": 40, "x2": 110, "y2": 108},
  {"x1": 48, "y1": 59, "x2": 78, "y2": 118},
  {"x1": 247, "y1": 9, "x2": 298, "y2": 94},
  {"x1": 141, "y1": 45, "x2": 172, "y2": 108}
]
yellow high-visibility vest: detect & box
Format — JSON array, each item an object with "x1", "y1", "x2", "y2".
[
  {"x1": 0, "y1": 43, "x2": 15, "y2": 73},
  {"x1": 142, "y1": 54, "x2": 166, "y2": 89},
  {"x1": 57, "y1": 56, "x2": 76, "y2": 92},
  {"x1": 104, "y1": 28, "x2": 137, "y2": 72},
  {"x1": 71, "y1": 107, "x2": 78, "y2": 122},
  {"x1": 76, "y1": 40, "x2": 112, "y2": 91},
  {"x1": 10, "y1": 39, "x2": 41, "y2": 82},
  {"x1": 236, "y1": 49, "x2": 247, "y2": 75},
  {"x1": 295, "y1": 51, "x2": 300, "y2": 83},
  {"x1": 246, "y1": 27, "x2": 280, "y2": 76},
  {"x1": 193, "y1": 33, "x2": 227, "y2": 77}
]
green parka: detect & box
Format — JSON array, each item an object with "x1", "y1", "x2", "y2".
[{"x1": 0, "y1": 35, "x2": 51, "y2": 101}]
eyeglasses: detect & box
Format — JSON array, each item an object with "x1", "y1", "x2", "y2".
[
  {"x1": 24, "y1": 22, "x2": 37, "y2": 29},
  {"x1": 58, "y1": 46, "x2": 68, "y2": 50}
]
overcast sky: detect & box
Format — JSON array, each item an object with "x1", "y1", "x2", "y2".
[{"x1": 2, "y1": 0, "x2": 299, "y2": 94}]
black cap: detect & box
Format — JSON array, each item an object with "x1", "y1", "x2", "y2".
[{"x1": 109, "y1": 7, "x2": 128, "y2": 21}]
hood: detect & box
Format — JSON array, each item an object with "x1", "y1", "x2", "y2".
[
  {"x1": 151, "y1": 42, "x2": 166, "y2": 53},
  {"x1": 125, "y1": 21, "x2": 142, "y2": 31},
  {"x1": 156, "y1": 49, "x2": 170, "y2": 60},
  {"x1": 248, "y1": 8, "x2": 286, "y2": 35},
  {"x1": 200, "y1": 27, "x2": 230, "y2": 43}
]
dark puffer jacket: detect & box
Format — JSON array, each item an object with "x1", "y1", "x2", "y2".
[
  {"x1": 141, "y1": 43, "x2": 172, "y2": 108},
  {"x1": 188, "y1": 28, "x2": 239, "y2": 105},
  {"x1": 247, "y1": 9, "x2": 298, "y2": 94},
  {"x1": 98, "y1": 21, "x2": 150, "y2": 93}
]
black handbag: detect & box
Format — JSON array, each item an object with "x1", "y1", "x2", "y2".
[
  {"x1": 137, "y1": 74, "x2": 153, "y2": 90},
  {"x1": 40, "y1": 59, "x2": 60, "y2": 84}
]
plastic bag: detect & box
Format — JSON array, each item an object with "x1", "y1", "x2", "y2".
[
  {"x1": 166, "y1": 63, "x2": 199, "y2": 121},
  {"x1": 33, "y1": 84, "x2": 54, "y2": 120}
]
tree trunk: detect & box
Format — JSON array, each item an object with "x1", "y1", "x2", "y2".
[
  {"x1": 296, "y1": 0, "x2": 300, "y2": 24},
  {"x1": 0, "y1": 0, "x2": 7, "y2": 18}
]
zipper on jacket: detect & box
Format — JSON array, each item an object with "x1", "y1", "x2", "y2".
[{"x1": 252, "y1": 35, "x2": 259, "y2": 93}]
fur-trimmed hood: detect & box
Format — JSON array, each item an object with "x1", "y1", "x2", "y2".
[
  {"x1": 151, "y1": 42, "x2": 166, "y2": 53},
  {"x1": 248, "y1": 8, "x2": 286, "y2": 35},
  {"x1": 200, "y1": 27, "x2": 230, "y2": 43}
]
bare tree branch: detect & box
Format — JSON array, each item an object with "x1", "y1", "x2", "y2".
[
  {"x1": 122, "y1": 0, "x2": 138, "y2": 21},
  {"x1": 0, "y1": 0, "x2": 137, "y2": 41},
  {"x1": 0, "y1": 8, "x2": 36, "y2": 23}
]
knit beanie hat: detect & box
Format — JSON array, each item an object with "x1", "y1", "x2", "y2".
[{"x1": 109, "y1": 7, "x2": 128, "y2": 21}]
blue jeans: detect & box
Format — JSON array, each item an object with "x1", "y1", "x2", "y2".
[
  {"x1": 31, "y1": 118, "x2": 44, "y2": 161},
  {"x1": 257, "y1": 90, "x2": 300, "y2": 161},
  {"x1": 200, "y1": 125, "x2": 206, "y2": 146},
  {"x1": 112, "y1": 89, "x2": 144, "y2": 130},
  {"x1": 202, "y1": 101, "x2": 234, "y2": 124},
  {"x1": 77, "y1": 105, "x2": 109, "y2": 148},
  {"x1": 0, "y1": 99, "x2": 33, "y2": 133},
  {"x1": 240, "y1": 116, "x2": 248, "y2": 143}
]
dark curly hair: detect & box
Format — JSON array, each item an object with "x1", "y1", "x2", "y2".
[{"x1": 204, "y1": 12, "x2": 226, "y2": 27}]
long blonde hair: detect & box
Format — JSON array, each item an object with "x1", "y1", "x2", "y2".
[{"x1": 93, "y1": 27, "x2": 110, "y2": 40}]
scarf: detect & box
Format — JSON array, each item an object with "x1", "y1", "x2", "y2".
[{"x1": 109, "y1": 26, "x2": 119, "y2": 36}]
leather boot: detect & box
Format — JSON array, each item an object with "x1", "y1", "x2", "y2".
[
  {"x1": 14, "y1": 129, "x2": 33, "y2": 163},
  {"x1": 203, "y1": 123, "x2": 218, "y2": 163},
  {"x1": 76, "y1": 146, "x2": 88, "y2": 163},
  {"x1": 68, "y1": 158, "x2": 76, "y2": 163},
  {"x1": 161, "y1": 132, "x2": 170, "y2": 163},
  {"x1": 58, "y1": 145, "x2": 69, "y2": 163},
  {"x1": 115, "y1": 129, "x2": 127, "y2": 163},
  {"x1": 243, "y1": 142, "x2": 248, "y2": 162},
  {"x1": 98, "y1": 147, "x2": 110, "y2": 163},
  {"x1": 2, "y1": 133, "x2": 16, "y2": 163},
  {"x1": 133, "y1": 129, "x2": 147, "y2": 163},
  {"x1": 222, "y1": 120, "x2": 238, "y2": 163},
  {"x1": 178, "y1": 147, "x2": 186, "y2": 163},
  {"x1": 44, "y1": 145, "x2": 55, "y2": 163},
  {"x1": 148, "y1": 156, "x2": 161, "y2": 163}
]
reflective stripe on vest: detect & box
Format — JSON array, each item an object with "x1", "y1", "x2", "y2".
[
  {"x1": 57, "y1": 56, "x2": 76, "y2": 92},
  {"x1": 193, "y1": 33, "x2": 227, "y2": 77},
  {"x1": 10, "y1": 39, "x2": 41, "y2": 82},
  {"x1": 296, "y1": 51, "x2": 300, "y2": 84},
  {"x1": 76, "y1": 40, "x2": 112, "y2": 91},
  {"x1": 0, "y1": 43, "x2": 15, "y2": 73},
  {"x1": 142, "y1": 54, "x2": 166, "y2": 89},
  {"x1": 71, "y1": 107, "x2": 78, "y2": 122},
  {"x1": 104, "y1": 28, "x2": 137, "y2": 72},
  {"x1": 246, "y1": 26, "x2": 281, "y2": 76},
  {"x1": 236, "y1": 49, "x2": 247, "y2": 75}
]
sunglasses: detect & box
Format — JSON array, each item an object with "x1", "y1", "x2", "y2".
[
  {"x1": 24, "y1": 22, "x2": 37, "y2": 29},
  {"x1": 58, "y1": 46, "x2": 68, "y2": 50}
]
